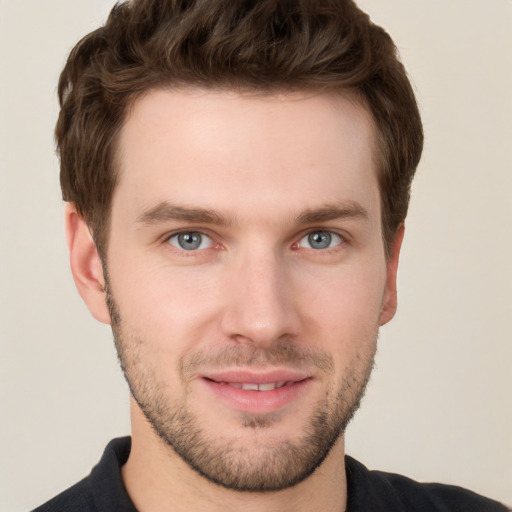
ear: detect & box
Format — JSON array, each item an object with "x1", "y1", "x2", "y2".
[
  {"x1": 65, "y1": 203, "x2": 111, "y2": 324},
  {"x1": 379, "y1": 223, "x2": 405, "y2": 326}
]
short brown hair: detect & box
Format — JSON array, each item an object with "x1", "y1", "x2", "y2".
[{"x1": 56, "y1": 0, "x2": 423, "y2": 257}]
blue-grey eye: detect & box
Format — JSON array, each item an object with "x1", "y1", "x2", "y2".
[
  {"x1": 299, "y1": 231, "x2": 342, "y2": 250},
  {"x1": 168, "y1": 232, "x2": 213, "y2": 251}
]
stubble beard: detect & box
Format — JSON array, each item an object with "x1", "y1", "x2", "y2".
[{"x1": 106, "y1": 287, "x2": 377, "y2": 492}]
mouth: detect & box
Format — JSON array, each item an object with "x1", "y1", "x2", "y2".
[
  {"x1": 206, "y1": 380, "x2": 299, "y2": 391},
  {"x1": 200, "y1": 370, "x2": 313, "y2": 414}
]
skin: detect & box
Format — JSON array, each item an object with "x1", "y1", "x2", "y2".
[{"x1": 66, "y1": 88, "x2": 403, "y2": 512}]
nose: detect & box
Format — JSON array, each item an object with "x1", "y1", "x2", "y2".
[{"x1": 220, "y1": 248, "x2": 301, "y2": 348}]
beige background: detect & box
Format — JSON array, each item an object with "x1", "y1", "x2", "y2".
[{"x1": 1, "y1": 1, "x2": 511, "y2": 510}]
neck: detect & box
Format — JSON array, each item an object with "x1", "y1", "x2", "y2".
[{"x1": 122, "y1": 402, "x2": 348, "y2": 512}]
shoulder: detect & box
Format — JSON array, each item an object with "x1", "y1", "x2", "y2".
[
  {"x1": 345, "y1": 456, "x2": 510, "y2": 512},
  {"x1": 374, "y1": 470, "x2": 509, "y2": 512},
  {"x1": 31, "y1": 477, "x2": 93, "y2": 512},
  {"x1": 31, "y1": 437, "x2": 135, "y2": 512}
]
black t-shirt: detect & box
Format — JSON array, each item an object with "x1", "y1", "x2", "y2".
[{"x1": 32, "y1": 437, "x2": 509, "y2": 512}]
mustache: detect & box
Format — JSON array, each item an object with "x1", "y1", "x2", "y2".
[{"x1": 180, "y1": 342, "x2": 335, "y2": 376}]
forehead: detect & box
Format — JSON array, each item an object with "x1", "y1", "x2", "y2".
[{"x1": 114, "y1": 87, "x2": 379, "y2": 222}]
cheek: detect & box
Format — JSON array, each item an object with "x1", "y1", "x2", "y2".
[
  {"x1": 110, "y1": 260, "x2": 224, "y2": 349},
  {"x1": 297, "y1": 259, "x2": 387, "y2": 333},
  {"x1": 108, "y1": 243, "x2": 387, "y2": 367},
  {"x1": 294, "y1": 258, "x2": 384, "y2": 378}
]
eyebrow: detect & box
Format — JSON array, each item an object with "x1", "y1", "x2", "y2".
[
  {"x1": 136, "y1": 200, "x2": 369, "y2": 227},
  {"x1": 136, "y1": 202, "x2": 232, "y2": 226},
  {"x1": 295, "y1": 201, "x2": 369, "y2": 224}
]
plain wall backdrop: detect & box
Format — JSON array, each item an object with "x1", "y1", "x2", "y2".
[{"x1": 1, "y1": 1, "x2": 511, "y2": 510}]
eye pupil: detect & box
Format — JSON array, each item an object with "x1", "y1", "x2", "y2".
[
  {"x1": 308, "y1": 231, "x2": 332, "y2": 249},
  {"x1": 178, "y1": 232, "x2": 202, "y2": 250}
]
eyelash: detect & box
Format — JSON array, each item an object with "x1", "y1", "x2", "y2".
[
  {"x1": 164, "y1": 229, "x2": 348, "y2": 254},
  {"x1": 165, "y1": 231, "x2": 217, "y2": 254},
  {"x1": 296, "y1": 230, "x2": 344, "y2": 251}
]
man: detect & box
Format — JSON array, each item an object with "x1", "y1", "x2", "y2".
[{"x1": 32, "y1": 0, "x2": 509, "y2": 511}]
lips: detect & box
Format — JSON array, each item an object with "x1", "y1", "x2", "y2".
[
  {"x1": 219, "y1": 381, "x2": 291, "y2": 391},
  {"x1": 200, "y1": 370, "x2": 312, "y2": 414}
]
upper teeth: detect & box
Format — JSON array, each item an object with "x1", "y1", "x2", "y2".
[{"x1": 226, "y1": 382, "x2": 287, "y2": 391}]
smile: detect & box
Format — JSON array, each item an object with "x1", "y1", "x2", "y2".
[
  {"x1": 217, "y1": 381, "x2": 291, "y2": 391},
  {"x1": 201, "y1": 372, "x2": 313, "y2": 414}
]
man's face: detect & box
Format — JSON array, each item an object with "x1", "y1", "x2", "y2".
[{"x1": 104, "y1": 88, "x2": 399, "y2": 491}]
